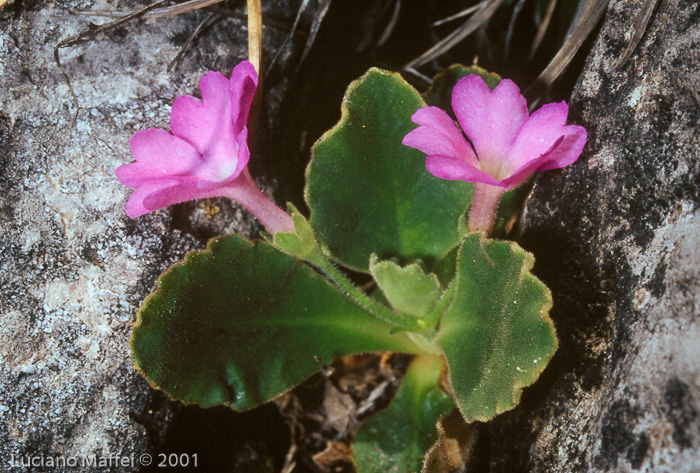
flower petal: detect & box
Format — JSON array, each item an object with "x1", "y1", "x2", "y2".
[
  {"x1": 170, "y1": 71, "x2": 239, "y2": 181},
  {"x1": 426, "y1": 155, "x2": 502, "y2": 186},
  {"x1": 506, "y1": 101, "x2": 570, "y2": 172},
  {"x1": 229, "y1": 61, "x2": 258, "y2": 136},
  {"x1": 197, "y1": 128, "x2": 250, "y2": 190},
  {"x1": 497, "y1": 154, "x2": 551, "y2": 189},
  {"x1": 116, "y1": 129, "x2": 201, "y2": 187},
  {"x1": 452, "y1": 75, "x2": 528, "y2": 165},
  {"x1": 233, "y1": 128, "x2": 251, "y2": 177},
  {"x1": 124, "y1": 177, "x2": 228, "y2": 218},
  {"x1": 403, "y1": 107, "x2": 477, "y2": 165},
  {"x1": 534, "y1": 125, "x2": 587, "y2": 171},
  {"x1": 141, "y1": 181, "x2": 222, "y2": 213},
  {"x1": 499, "y1": 126, "x2": 587, "y2": 188},
  {"x1": 123, "y1": 179, "x2": 182, "y2": 218}
]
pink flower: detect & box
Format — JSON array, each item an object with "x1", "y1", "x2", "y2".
[
  {"x1": 403, "y1": 75, "x2": 587, "y2": 189},
  {"x1": 402, "y1": 74, "x2": 587, "y2": 234},
  {"x1": 116, "y1": 61, "x2": 293, "y2": 234}
]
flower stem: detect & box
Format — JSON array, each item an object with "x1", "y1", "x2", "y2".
[
  {"x1": 223, "y1": 168, "x2": 294, "y2": 234},
  {"x1": 468, "y1": 183, "x2": 505, "y2": 235}
]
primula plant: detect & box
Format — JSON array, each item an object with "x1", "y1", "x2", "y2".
[{"x1": 117, "y1": 59, "x2": 586, "y2": 470}]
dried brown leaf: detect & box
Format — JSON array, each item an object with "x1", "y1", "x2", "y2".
[
  {"x1": 422, "y1": 411, "x2": 478, "y2": 473},
  {"x1": 76, "y1": 0, "x2": 224, "y2": 20},
  {"x1": 529, "y1": 0, "x2": 559, "y2": 60},
  {"x1": 505, "y1": 0, "x2": 527, "y2": 59},
  {"x1": 300, "y1": 0, "x2": 332, "y2": 64},
  {"x1": 376, "y1": 0, "x2": 401, "y2": 47},
  {"x1": 405, "y1": 0, "x2": 506, "y2": 69},
  {"x1": 525, "y1": 0, "x2": 609, "y2": 103},
  {"x1": 614, "y1": 0, "x2": 660, "y2": 70},
  {"x1": 167, "y1": 12, "x2": 220, "y2": 72},
  {"x1": 431, "y1": 2, "x2": 484, "y2": 28},
  {"x1": 323, "y1": 380, "x2": 358, "y2": 434},
  {"x1": 313, "y1": 441, "x2": 354, "y2": 471}
]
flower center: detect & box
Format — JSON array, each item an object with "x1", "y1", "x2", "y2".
[{"x1": 477, "y1": 154, "x2": 510, "y2": 182}]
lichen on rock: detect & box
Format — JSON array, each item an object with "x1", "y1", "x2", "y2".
[{"x1": 0, "y1": 0, "x2": 312, "y2": 469}]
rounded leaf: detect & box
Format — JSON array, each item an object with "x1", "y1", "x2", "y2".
[
  {"x1": 435, "y1": 234, "x2": 557, "y2": 421},
  {"x1": 132, "y1": 235, "x2": 422, "y2": 410},
  {"x1": 306, "y1": 68, "x2": 473, "y2": 272}
]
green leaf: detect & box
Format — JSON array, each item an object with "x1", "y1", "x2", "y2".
[
  {"x1": 354, "y1": 355, "x2": 455, "y2": 473},
  {"x1": 493, "y1": 177, "x2": 532, "y2": 238},
  {"x1": 273, "y1": 203, "x2": 322, "y2": 263},
  {"x1": 132, "y1": 235, "x2": 423, "y2": 410},
  {"x1": 369, "y1": 255, "x2": 442, "y2": 322},
  {"x1": 306, "y1": 68, "x2": 473, "y2": 272},
  {"x1": 431, "y1": 245, "x2": 459, "y2": 289},
  {"x1": 434, "y1": 234, "x2": 557, "y2": 421}
]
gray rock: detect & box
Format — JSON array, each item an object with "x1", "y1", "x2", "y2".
[
  {"x1": 483, "y1": 0, "x2": 700, "y2": 471},
  {"x1": 0, "y1": 0, "x2": 315, "y2": 469}
]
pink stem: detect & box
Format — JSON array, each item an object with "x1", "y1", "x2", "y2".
[
  {"x1": 221, "y1": 168, "x2": 295, "y2": 234},
  {"x1": 467, "y1": 183, "x2": 505, "y2": 235}
]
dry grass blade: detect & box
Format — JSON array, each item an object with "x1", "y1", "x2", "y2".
[
  {"x1": 376, "y1": 0, "x2": 401, "y2": 47},
  {"x1": 529, "y1": 0, "x2": 558, "y2": 60},
  {"x1": 405, "y1": 0, "x2": 506, "y2": 69},
  {"x1": 403, "y1": 65, "x2": 434, "y2": 85},
  {"x1": 0, "y1": 0, "x2": 8, "y2": 10},
  {"x1": 524, "y1": 0, "x2": 609, "y2": 103},
  {"x1": 76, "y1": 0, "x2": 223, "y2": 20},
  {"x1": 266, "y1": 0, "x2": 310, "y2": 75},
  {"x1": 168, "y1": 12, "x2": 219, "y2": 72},
  {"x1": 299, "y1": 0, "x2": 331, "y2": 65},
  {"x1": 614, "y1": 0, "x2": 660, "y2": 70},
  {"x1": 81, "y1": 2, "x2": 290, "y2": 33},
  {"x1": 54, "y1": 0, "x2": 169, "y2": 127},
  {"x1": 431, "y1": 2, "x2": 484, "y2": 28},
  {"x1": 505, "y1": 0, "x2": 527, "y2": 59},
  {"x1": 247, "y1": 0, "x2": 263, "y2": 74},
  {"x1": 247, "y1": 0, "x2": 263, "y2": 152}
]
